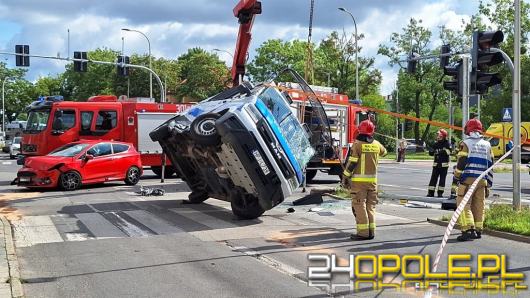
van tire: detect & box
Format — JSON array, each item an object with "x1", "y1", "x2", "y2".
[
  {"x1": 190, "y1": 113, "x2": 221, "y2": 146},
  {"x1": 231, "y1": 193, "x2": 265, "y2": 219}
]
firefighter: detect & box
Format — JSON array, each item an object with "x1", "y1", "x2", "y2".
[
  {"x1": 342, "y1": 120, "x2": 387, "y2": 241},
  {"x1": 427, "y1": 129, "x2": 451, "y2": 197},
  {"x1": 451, "y1": 118, "x2": 494, "y2": 241}
]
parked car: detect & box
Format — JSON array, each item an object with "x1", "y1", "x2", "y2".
[
  {"x1": 150, "y1": 73, "x2": 316, "y2": 219},
  {"x1": 405, "y1": 139, "x2": 426, "y2": 153},
  {"x1": 9, "y1": 137, "x2": 22, "y2": 159},
  {"x1": 15, "y1": 140, "x2": 142, "y2": 190},
  {"x1": 2, "y1": 139, "x2": 11, "y2": 153},
  {"x1": 0, "y1": 135, "x2": 5, "y2": 152}
]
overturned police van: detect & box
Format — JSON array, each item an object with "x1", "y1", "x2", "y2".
[{"x1": 150, "y1": 70, "x2": 321, "y2": 219}]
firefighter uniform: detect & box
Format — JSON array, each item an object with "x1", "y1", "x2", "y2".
[
  {"x1": 427, "y1": 137, "x2": 451, "y2": 197},
  {"x1": 452, "y1": 119, "x2": 494, "y2": 241},
  {"x1": 343, "y1": 127, "x2": 387, "y2": 240}
]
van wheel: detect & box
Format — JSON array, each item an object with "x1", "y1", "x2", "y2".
[
  {"x1": 60, "y1": 171, "x2": 82, "y2": 191},
  {"x1": 151, "y1": 166, "x2": 175, "y2": 178},
  {"x1": 230, "y1": 193, "x2": 265, "y2": 219},
  {"x1": 190, "y1": 113, "x2": 221, "y2": 146},
  {"x1": 188, "y1": 191, "x2": 209, "y2": 204},
  {"x1": 125, "y1": 166, "x2": 141, "y2": 185}
]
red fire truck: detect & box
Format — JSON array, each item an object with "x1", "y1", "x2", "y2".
[
  {"x1": 284, "y1": 84, "x2": 371, "y2": 182},
  {"x1": 21, "y1": 95, "x2": 192, "y2": 177}
]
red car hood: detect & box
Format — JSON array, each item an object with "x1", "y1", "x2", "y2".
[{"x1": 24, "y1": 156, "x2": 73, "y2": 171}]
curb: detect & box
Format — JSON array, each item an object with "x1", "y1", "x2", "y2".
[
  {"x1": 427, "y1": 218, "x2": 530, "y2": 244},
  {"x1": 1, "y1": 216, "x2": 23, "y2": 298}
]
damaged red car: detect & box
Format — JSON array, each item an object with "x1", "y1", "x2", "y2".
[{"x1": 15, "y1": 140, "x2": 142, "y2": 190}]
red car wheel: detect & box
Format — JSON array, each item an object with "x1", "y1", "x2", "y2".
[{"x1": 60, "y1": 171, "x2": 82, "y2": 191}]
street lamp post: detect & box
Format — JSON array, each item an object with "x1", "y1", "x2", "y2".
[
  {"x1": 213, "y1": 48, "x2": 234, "y2": 59},
  {"x1": 2, "y1": 77, "x2": 13, "y2": 134},
  {"x1": 338, "y1": 7, "x2": 359, "y2": 101},
  {"x1": 122, "y1": 28, "x2": 153, "y2": 100}
]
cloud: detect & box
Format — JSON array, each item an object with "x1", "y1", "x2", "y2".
[{"x1": 0, "y1": 0, "x2": 479, "y2": 95}]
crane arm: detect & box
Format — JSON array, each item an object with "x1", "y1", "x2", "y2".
[{"x1": 231, "y1": 0, "x2": 261, "y2": 86}]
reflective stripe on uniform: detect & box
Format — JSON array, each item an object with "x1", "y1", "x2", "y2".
[
  {"x1": 349, "y1": 157, "x2": 358, "y2": 163},
  {"x1": 360, "y1": 153, "x2": 365, "y2": 175},
  {"x1": 428, "y1": 186, "x2": 436, "y2": 190},
  {"x1": 444, "y1": 149, "x2": 451, "y2": 155},
  {"x1": 457, "y1": 151, "x2": 468, "y2": 157},
  {"x1": 357, "y1": 223, "x2": 369, "y2": 230},
  {"x1": 351, "y1": 175, "x2": 377, "y2": 183},
  {"x1": 369, "y1": 223, "x2": 376, "y2": 229},
  {"x1": 475, "y1": 221, "x2": 483, "y2": 229},
  {"x1": 342, "y1": 171, "x2": 351, "y2": 177},
  {"x1": 441, "y1": 163, "x2": 449, "y2": 167}
]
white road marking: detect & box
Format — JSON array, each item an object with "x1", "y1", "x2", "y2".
[
  {"x1": 75, "y1": 213, "x2": 126, "y2": 238},
  {"x1": 13, "y1": 216, "x2": 64, "y2": 247},
  {"x1": 125, "y1": 210, "x2": 184, "y2": 234},
  {"x1": 2, "y1": 161, "x2": 13, "y2": 165},
  {"x1": 380, "y1": 183, "x2": 425, "y2": 191},
  {"x1": 171, "y1": 207, "x2": 237, "y2": 229}
]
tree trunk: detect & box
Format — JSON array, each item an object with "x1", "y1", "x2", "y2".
[{"x1": 414, "y1": 89, "x2": 421, "y2": 147}]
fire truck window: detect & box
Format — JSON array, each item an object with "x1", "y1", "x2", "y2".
[
  {"x1": 80, "y1": 112, "x2": 94, "y2": 133},
  {"x1": 52, "y1": 110, "x2": 75, "y2": 131},
  {"x1": 112, "y1": 144, "x2": 129, "y2": 154},
  {"x1": 87, "y1": 143, "x2": 112, "y2": 157},
  {"x1": 95, "y1": 111, "x2": 117, "y2": 131}
]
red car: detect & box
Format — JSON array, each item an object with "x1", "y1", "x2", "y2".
[{"x1": 16, "y1": 140, "x2": 142, "y2": 190}]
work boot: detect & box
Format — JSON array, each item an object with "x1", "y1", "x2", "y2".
[
  {"x1": 457, "y1": 230, "x2": 474, "y2": 242},
  {"x1": 472, "y1": 229, "x2": 482, "y2": 239},
  {"x1": 350, "y1": 234, "x2": 374, "y2": 241},
  {"x1": 427, "y1": 190, "x2": 435, "y2": 197},
  {"x1": 437, "y1": 191, "x2": 444, "y2": 198}
]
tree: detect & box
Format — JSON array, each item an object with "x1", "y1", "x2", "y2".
[
  {"x1": 378, "y1": 19, "x2": 455, "y2": 146},
  {"x1": 175, "y1": 48, "x2": 230, "y2": 101},
  {"x1": 0, "y1": 62, "x2": 34, "y2": 122}
]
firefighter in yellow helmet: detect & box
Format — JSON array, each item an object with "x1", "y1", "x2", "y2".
[
  {"x1": 452, "y1": 118, "x2": 494, "y2": 241},
  {"x1": 342, "y1": 120, "x2": 387, "y2": 240}
]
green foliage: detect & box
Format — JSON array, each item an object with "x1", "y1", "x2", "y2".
[
  {"x1": 1, "y1": 62, "x2": 34, "y2": 122},
  {"x1": 248, "y1": 31, "x2": 382, "y2": 98},
  {"x1": 175, "y1": 48, "x2": 230, "y2": 101},
  {"x1": 484, "y1": 204, "x2": 530, "y2": 236}
]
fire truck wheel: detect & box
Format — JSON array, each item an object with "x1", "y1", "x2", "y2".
[
  {"x1": 188, "y1": 191, "x2": 209, "y2": 204},
  {"x1": 125, "y1": 166, "x2": 141, "y2": 185},
  {"x1": 60, "y1": 171, "x2": 82, "y2": 191},
  {"x1": 305, "y1": 170, "x2": 317, "y2": 183},
  {"x1": 190, "y1": 113, "x2": 221, "y2": 146},
  {"x1": 230, "y1": 193, "x2": 265, "y2": 219},
  {"x1": 151, "y1": 166, "x2": 175, "y2": 178}
]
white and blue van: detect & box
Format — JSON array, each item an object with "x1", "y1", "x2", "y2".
[{"x1": 150, "y1": 79, "x2": 315, "y2": 219}]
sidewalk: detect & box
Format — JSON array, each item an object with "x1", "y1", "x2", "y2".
[{"x1": 0, "y1": 216, "x2": 23, "y2": 298}]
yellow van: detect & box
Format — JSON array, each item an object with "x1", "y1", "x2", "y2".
[{"x1": 485, "y1": 122, "x2": 530, "y2": 163}]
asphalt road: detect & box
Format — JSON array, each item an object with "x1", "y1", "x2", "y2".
[{"x1": 0, "y1": 153, "x2": 528, "y2": 298}]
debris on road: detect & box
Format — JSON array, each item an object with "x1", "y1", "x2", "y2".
[{"x1": 136, "y1": 186, "x2": 165, "y2": 196}]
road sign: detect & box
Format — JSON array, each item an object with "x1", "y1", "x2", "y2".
[{"x1": 502, "y1": 108, "x2": 512, "y2": 122}]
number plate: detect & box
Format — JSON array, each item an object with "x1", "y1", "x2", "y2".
[
  {"x1": 252, "y1": 150, "x2": 270, "y2": 175},
  {"x1": 19, "y1": 177, "x2": 31, "y2": 182}
]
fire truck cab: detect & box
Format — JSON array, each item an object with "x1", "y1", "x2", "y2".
[{"x1": 21, "y1": 95, "x2": 191, "y2": 177}]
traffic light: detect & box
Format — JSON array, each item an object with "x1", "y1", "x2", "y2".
[
  {"x1": 117, "y1": 55, "x2": 130, "y2": 76},
  {"x1": 407, "y1": 52, "x2": 419, "y2": 74},
  {"x1": 440, "y1": 44, "x2": 451, "y2": 69},
  {"x1": 443, "y1": 59, "x2": 463, "y2": 97},
  {"x1": 15, "y1": 45, "x2": 30, "y2": 67},
  {"x1": 470, "y1": 30, "x2": 504, "y2": 95},
  {"x1": 73, "y1": 51, "x2": 88, "y2": 72}
]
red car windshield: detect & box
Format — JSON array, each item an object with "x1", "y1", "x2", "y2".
[{"x1": 48, "y1": 143, "x2": 90, "y2": 157}]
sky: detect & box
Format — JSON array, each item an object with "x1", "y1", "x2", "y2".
[{"x1": 0, "y1": 0, "x2": 481, "y2": 96}]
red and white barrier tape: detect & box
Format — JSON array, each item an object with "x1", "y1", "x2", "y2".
[{"x1": 424, "y1": 146, "x2": 514, "y2": 298}]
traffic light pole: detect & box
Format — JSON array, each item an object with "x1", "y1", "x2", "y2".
[
  {"x1": 0, "y1": 51, "x2": 166, "y2": 102},
  {"x1": 513, "y1": 0, "x2": 522, "y2": 210},
  {"x1": 461, "y1": 56, "x2": 470, "y2": 139}
]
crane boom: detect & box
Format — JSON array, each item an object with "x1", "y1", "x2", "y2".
[{"x1": 231, "y1": 0, "x2": 261, "y2": 86}]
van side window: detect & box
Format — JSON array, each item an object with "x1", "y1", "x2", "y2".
[
  {"x1": 80, "y1": 111, "x2": 94, "y2": 134},
  {"x1": 95, "y1": 111, "x2": 117, "y2": 131},
  {"x1": 489, "y1": 138, "x2": 500, "y2": 147}
]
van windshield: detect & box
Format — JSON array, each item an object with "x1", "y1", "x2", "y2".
[
  {"x1": 258, "y1": 87, "x2": 314, "y2": 168},
  {"x1": 25, "y1": 109, "x2": 50, "y2": 132}
]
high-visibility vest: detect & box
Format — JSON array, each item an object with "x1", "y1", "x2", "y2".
[{"x1": 460, "y1": 137, "x2": 493, "y2": 187}]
